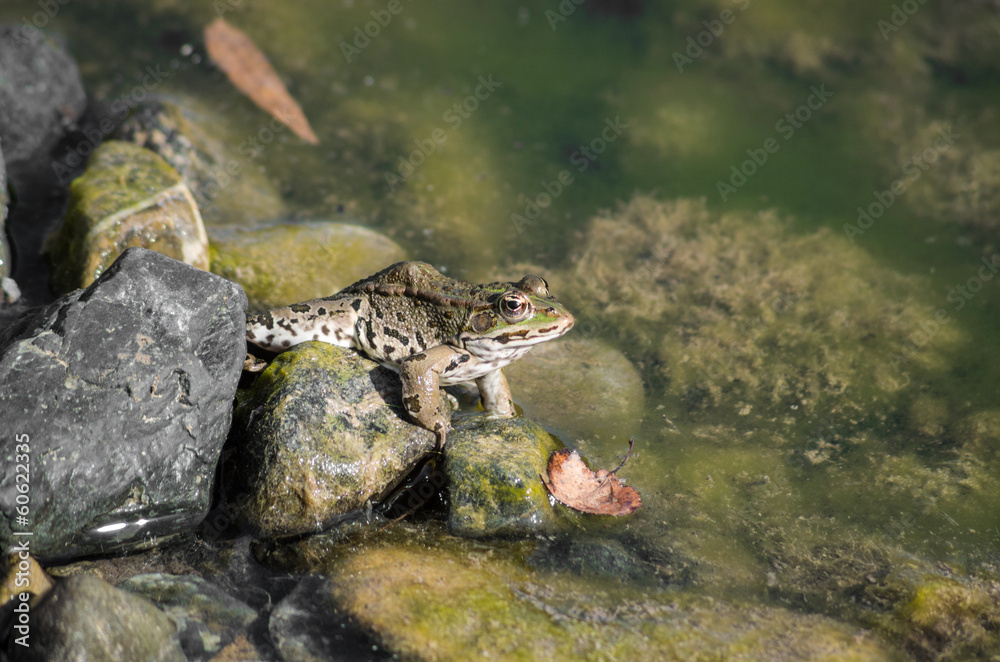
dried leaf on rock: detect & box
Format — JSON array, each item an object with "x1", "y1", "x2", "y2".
[
  {"x1": 541, "y1": 440, "x2": 642, "y2": 516},
  {"x1": 204, "y1": 18, "x2": 319, "y2": 144}
]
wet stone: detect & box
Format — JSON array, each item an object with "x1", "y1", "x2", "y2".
[
  {"x1": 44, "y1": 140, "x2": 209, "y2": 294},
  {"x1": 0, "y1": 135, "x2": 8, "y2": 283},
  {"x1": 7, "y1": 573, "x2": 185, "y2": 662},
  {"x1": 227, "y1": 342, "x2": 440, "y2": 538},
  {"x1": 505, "y1": 337, "x2": 645, "y2": 440},
  {"x1": 445, "y1": 416, "x2": 564, "y2": 538},
  {"x1": 0, "y1": 247, "x2": 247, "y2": 561},
  {"x1": 118, "y1": 573, "x2": 256, "y2": 661}
]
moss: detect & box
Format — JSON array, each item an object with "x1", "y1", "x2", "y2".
[
  {"x1": 208, "y1": 221, "x2": 406, "y2": 311},
  {"x1": 301, "y1": 525, "x2": 898, "y2": 661},
  {"x1": 44, "y1": 141, "x2": 208, "y2": 293},
  {"x1": 898, "y1": 578, "x2": 1000, "y2": 660},
  {"x1": 445, "y1": 417, "x2": 565, "y2": 537},
  {"x1": 547, "y1": 196, "x2": 956, "y2": 438}
]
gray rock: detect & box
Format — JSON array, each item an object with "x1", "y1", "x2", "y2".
[
  {"x1": 228, "y1": 342, "x2": 439, "y2": 538},
  {"x1": 0, "y1": 25, "x2": 87, "y2": 171},
  {"x1": 0, "y1": 134, "x2": 8, "y2": 282},
  {"x1": 0, "y1": 247, "x2": 247, "y2": 561},
  {"x1": 8, "y1": 573, "x2": 185, "y2": 662},
  {"x1": 269, "y1": 575, "x2": 393, "y2": 662},
  {"x1": 118, "y1": 573, "x2": 256, "y2": 661},
  {"x1": 445, "y1": 416, "x2": 564, "y2": 538}
]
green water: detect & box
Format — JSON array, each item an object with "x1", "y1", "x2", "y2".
[{"x1": 6, "y1": 0, "x2": 1000, "y2": 656}]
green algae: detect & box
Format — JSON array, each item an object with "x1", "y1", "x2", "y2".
[
  {"x1": 268, "y1": 524, "x2": 899, "y2": 662},
  {"x1": 208, "y1": 221, "x2": 407, "y2": 312},
  {"x1": 44, "y1": 141, "x2": 208, "y2": 293},
  {"x1": 445, "y1": 416, "x2": 564, "y2": 538}
]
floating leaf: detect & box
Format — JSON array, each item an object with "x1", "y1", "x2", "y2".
[
  {"x1": 541, "y1": 439, "x2": 642, "y2": 516},
  {"x1": 204, "y1": 18, "x2": 319, "y2": 144}
]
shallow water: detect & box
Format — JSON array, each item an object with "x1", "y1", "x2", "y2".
[{"x1": 4, "y1": 0, "x2": 999, "y2": 657}]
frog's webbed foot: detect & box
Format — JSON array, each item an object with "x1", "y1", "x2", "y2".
[{"x1": 243, "y1": 353, "x2": 268, "y2": 372}]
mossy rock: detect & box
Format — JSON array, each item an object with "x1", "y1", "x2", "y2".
[
  {"x1": 546, "y1": 195, "x2": 959, "y2": 439},
  {"x1": 208, "y1": 221, "x2": 407, "y2": 312},
  {"x1": 44, "y1": 140, "x2": 208, "y2": 293},
  {"x1": 227, "y1": 342, "x2": 439, "y2": 538},
  {"x1": 114, "y1": 96, "x2": 286, "y2": 226},
  {"x1": 307, "y1": 526, "x2": 897, "y2": 661},
  {"x1": 445, "y1": 416, "x2": 564, "y2": 538},
  {"x1": 119, "y1": 573, "x2": 256, "y2": 659}
]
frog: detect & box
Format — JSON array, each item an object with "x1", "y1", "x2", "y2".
[{"x1": 244, "y1": 261, "x2": 575, "y2": 447}]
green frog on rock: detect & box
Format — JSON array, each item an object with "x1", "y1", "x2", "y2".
[{"x1": 245, "y1": 261, "x2": 575, "y2": 447}]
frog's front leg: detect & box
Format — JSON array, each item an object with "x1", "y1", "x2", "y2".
[
  {"x1": 475, "y1": 369, "x2": 515, "y2": 417},
  {"x1": 398, "y1": 345, "x2": 472, "y2": 448}
]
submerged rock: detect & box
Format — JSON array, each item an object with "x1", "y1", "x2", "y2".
[
  {"x1": 312, "y1": 526, "x2": 897, "y2": 661},
  {"x1": 209, "y1": 221, "x2": 407, "y2": 311},
  {"x1": 504, "y1": 336, "x2": 645, "y2": 440},
  {"x1": 119, "y1": 573, "x2": 256, "y2": 661},
  {"x1": 0, "y1": 248, "x2": 247, "y2": 561},
  {"x1": 445, "y1": 416, "x2": 563, "y2": 538},
  {"x1": 0, "y1": 25, "x2": 87, "y2": 171},
  {"x1": 548, "y1": 195, "x2": 958, "y2": 437},
  {"x1": 114, "y1": 96, "x2": 286, "y2": 226},
  {"x1": 228, "y1": 342, "x2": 439, "y2": 538},
  {"x1": 8, "y1": 573, "x2": 185, "y2": 662},
  {"x1": 44, "y1": 140, "x2": 209, "y2": 294},
  {"x1": 269, "y1": 574, "x2": 393, "y2": 662}
]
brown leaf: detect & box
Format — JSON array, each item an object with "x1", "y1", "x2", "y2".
[
  {"x1": 541, "y1": 440, "x2": 642, "y2": 516},
  {"x1": 204, "y1": 18, "x2": 319, "y2": 144}
]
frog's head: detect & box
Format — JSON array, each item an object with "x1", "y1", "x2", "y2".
[{"x1": 460, "y1": 275, "x2": 574, "y2": 363}]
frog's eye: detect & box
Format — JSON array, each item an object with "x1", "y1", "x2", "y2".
[
  {"x1": 498, "y1": 291, "x2": 532, "y2": 322},
  {"x1": 516, "y1": 275, "x2": 549, "y2": 297}
]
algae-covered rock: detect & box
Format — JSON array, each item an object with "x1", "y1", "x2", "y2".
[
  {"x1": 445, "y1": 416, "x2": 563, "y2": 538},
  {"x1": 228, "y1": 342, "x2": 440, "y2": 538},
  {"x1": 305, "y1": 526, "x2": 896, "y2": 661},
  {"x1": 547, "y1": 196, "x2": 957, "y2": 436},
  {"x1": 897, "y1": 575, "x2": 1000, "y2": 660},
  {"x1": 44, "y1": 141, "x2": 209, "y2": 293},
  {"x1": 118, "y1": 573, "x2": 256, "y2": 660},
  {"x1": 504, "y1": 336, "x2": 645, "y2": 440},
  {"x1": 9, "y1": 574, "x2": 185, "y2": 662},
  {"x1": 746, "y1": 518, "x2": 1000, "y2": 660},
  {"x1": 208, "y1": 221, "x2": 407, "y2": 311},
  {"x1": 114, "y1": 96, "x2": 286, "y2": 226}
]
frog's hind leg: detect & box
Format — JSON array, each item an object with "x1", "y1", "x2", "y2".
[{"x1": 246, "y1": 296, "x2": 359, "y2": 352}]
